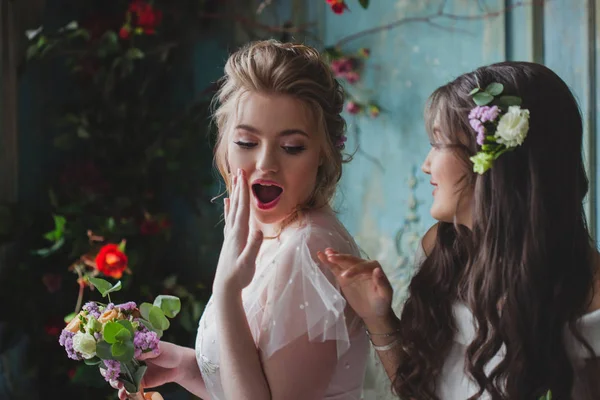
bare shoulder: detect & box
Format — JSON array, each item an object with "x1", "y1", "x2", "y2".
[{"x1": 421, "y1": 223, "x2": 440, "y2": 257}]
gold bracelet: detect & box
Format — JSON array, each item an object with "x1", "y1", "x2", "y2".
[{"x1": 365, "y1": 327, "x2": 400, "y2": 337}]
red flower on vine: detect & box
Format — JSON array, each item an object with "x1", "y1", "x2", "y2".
[
  {"x1": 129, "y1": 0, "x2": 163, "y2": 34},
  {"x1": 120, "y1": 0, "x2": 163, "y2": 39},
  {"x1": 326, "y1": 0, "x2": 349, "y2": 14},
  {"x1": 95, "y1": 243, "x2": 128, "y2": 279}
]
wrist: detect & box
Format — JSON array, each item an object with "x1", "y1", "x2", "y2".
[
  {"x1": 176, "y1": 346, "x2": 202, "y2": 386},
  {"x1": 362, "y1": 310, "x2": 400, "y2": 335},
  {"x1": 212, "y1": 277, "x2": 244, "y2": 299},
  {"x1": 212, "y1": 288, "x2": 243, "y2": 312}
]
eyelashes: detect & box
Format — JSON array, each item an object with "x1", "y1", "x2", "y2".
[
  {"x1": 282, "y1": 146, "x2": 306, "y2": 155},
  {"x1": 234, "y1": 141, "x2": 257, "y2": 149},
  {"x1": 233, "y1": 141, "x2": 306, "y2": 155}
]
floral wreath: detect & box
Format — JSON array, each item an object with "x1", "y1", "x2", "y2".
[{"x1": 468, "y1": 82, "x2": 531, "y2": 174}]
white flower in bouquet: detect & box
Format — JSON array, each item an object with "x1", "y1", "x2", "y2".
[{"x1": 72, "y1": 332, "x2": 97, "y2": 359}]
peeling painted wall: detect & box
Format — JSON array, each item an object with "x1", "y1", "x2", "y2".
[
  {"x1": 318, "y1": 0, "x2": 599, "y2": 295},
  {"x1": 323, "y1": 0, "x2": 506, "y2": 296}
]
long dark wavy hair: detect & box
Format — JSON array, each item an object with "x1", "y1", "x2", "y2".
[{"x1": 393, "y1": 62, "x2": 597, "y2": 399}]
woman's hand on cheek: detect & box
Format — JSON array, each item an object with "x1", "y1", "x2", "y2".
[{"x1": 213, "y1": 168, "x2": 263, "y2": 296}]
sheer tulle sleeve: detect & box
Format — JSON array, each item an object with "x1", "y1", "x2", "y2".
[{"x1": 244, "y1": 225, "x2": 360, "y2": 360}]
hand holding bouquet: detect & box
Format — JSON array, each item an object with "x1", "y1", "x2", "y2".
[{"x1": 59, "y1": 277, "x2": 180, "y2": 400}]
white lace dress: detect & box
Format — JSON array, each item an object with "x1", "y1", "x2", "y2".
[{"x1": 195, "y1": 208, "x2": 370, "y2": 400}]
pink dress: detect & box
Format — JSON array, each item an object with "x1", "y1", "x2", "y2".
[{"x1": 195, "y1": 208, "x2": 369, "y2": 399}]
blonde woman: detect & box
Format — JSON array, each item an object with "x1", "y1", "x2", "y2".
[{"x1": 113, "y1": 40, "x2": 369, "y2": 400}]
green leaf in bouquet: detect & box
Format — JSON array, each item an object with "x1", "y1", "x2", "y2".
[
  {"x1": 121, "y1": 360, "x2": 148, "y2": 392},
  {"x1": 118, "y1": 319, "x2": 135, "y2": 336},
  {"x1": 115, "y1": 328, "x2": 132, "y2": 342},
  {"x1": 359, "y1": 0, "x2": 370, "y2": 9},
  {"x1": 88, "y1": 277, "x2": 112, "y2": 296},
  {"x1": 132, "y1": 363, "x2": 148, "y2": 389},
  {"x1": 122, "y1": 379, "x2": 138, "y2": 394},
  {"x1": 112, "y1": 340, "x2": 135, "y2": 362},
  {"x1": 140, "y1": 302, "x2": 153, "y2": 320},
  {"x1": 138, "y1": 318, "x2": 153, "y2": 331},
  {"x1": 84, "y1": 356, "x2": 102, "y2": 366},
  {"x1": 149, "y1": 306, "x2": 170, "y2": 331},
  {"x1": 105, "y1": 280, "x2": 123, "y2": 295},
  {"x1": 103, "y1": 321, "x2": 126, "y2": 344},
  {"x1": 153, "y1": 295, "x2": 181, "y2": 318},
  {"x1": 96, "y1": 340, "x2": 114, "y2": 360},
  {"x1": 89, "y1": 277, "x2": 122, "y2": 297}
]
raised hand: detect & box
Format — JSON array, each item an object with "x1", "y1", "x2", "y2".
[
  {"x1": 213, "y1": 168, "x2": 263, "y2": 295},
  {"x1": 317, "y1": 248, "x2": 394, "y2": 324}
]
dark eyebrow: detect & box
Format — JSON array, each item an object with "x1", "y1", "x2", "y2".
[{"x1": 235, "y1": 124, "x2": 309, "y2": 138}]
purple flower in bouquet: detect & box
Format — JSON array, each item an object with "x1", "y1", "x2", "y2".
[
  {"x1": 134, "y1": 325, "x2": 160, "y2": 358},
  {"x1": 116, "y1": 301, "x2": 137, "y2": 313},
  {"x1": 83, "y1": 301, "x2": 102, "y2": 319},
  {"x1": 100, "y1": 360, "x2": 121, "y2": 382},
  {"x1": 59, "y1": 330, "x2": 83, "y2": 360}
]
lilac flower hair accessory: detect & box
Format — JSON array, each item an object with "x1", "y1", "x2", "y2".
[
  {"x1": 468, "y1": 82, "x2": 530, "y2": 174},
  {"x1": 335, "y1": 134, "x2": 347, "y2": 149}
]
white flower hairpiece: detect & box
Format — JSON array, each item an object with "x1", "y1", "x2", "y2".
[{"x1": 468, "y1": 83, "x2": 530, "y2": 174}]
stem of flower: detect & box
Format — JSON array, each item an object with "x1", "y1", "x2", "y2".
[{"x1": 74, "y1": 264, "x2": 84, "y2": 314}]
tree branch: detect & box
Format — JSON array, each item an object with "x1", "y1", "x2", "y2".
[{"x1": 334, "y1": 0, "x2": 544, "y2": 48}]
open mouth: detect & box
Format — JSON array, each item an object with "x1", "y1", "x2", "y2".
[{"x1": 252, "y1": 181, "x2": 283, "y2": 210}]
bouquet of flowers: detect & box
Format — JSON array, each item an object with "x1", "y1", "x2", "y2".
[{"x1": 59, "y1": 277, "x2": 180, "y2": 400}]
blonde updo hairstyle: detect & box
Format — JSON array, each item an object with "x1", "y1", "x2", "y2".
[{"x1": 213, "y1": 40, "x2": 349, "y2": 218}]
